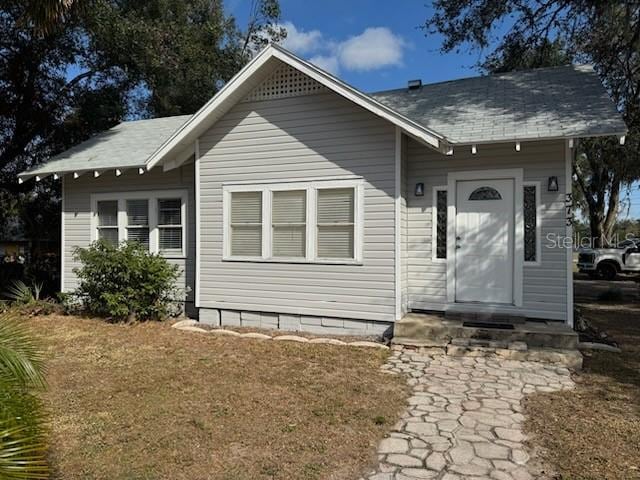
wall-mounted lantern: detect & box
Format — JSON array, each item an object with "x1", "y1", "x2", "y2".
[
  {"x1": 415, "y1": 182, "x2": 424, "y2": 197},
  {"x1": 547, "y1": 176, "x2": 559, "y2": 192}
]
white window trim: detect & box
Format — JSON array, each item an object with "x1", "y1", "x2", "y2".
[
  {"x1": 523, "y1": 181, "x2": 542, "y2": 267},
  {"x1": 431, "y1": 185, "x2": 447, "y2": 264},
  {"x1": 223, "y1": 179, "x2": 364, "y2": 265},
  {"x1": 90, "y1": 190, "x2": 188, "y2": 258}
]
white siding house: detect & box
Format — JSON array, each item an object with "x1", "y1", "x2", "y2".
[{"x1": 20, "y1": 45, "x2": 627, "y2": 337}]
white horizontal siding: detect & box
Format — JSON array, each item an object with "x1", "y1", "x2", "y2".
[
  {"x1": 406, "y1": 138, "x2": 568, "y2": 320},
  {"x1": 62, "y1": 165, "x2": 195, "y2": 300},
  {"x1": 198, "y1": 91, "x2": 396, "y2": 322}
]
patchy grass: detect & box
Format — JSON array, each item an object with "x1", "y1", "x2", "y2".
[
  {"x1": 524, "y1": 302, "x2": 640, "y2": 480},
  {"x1": 27, "y1": 315, "x2": 407, "y2": 480}
]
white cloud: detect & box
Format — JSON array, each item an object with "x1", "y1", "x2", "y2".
[
  {"x1": 279, "y1": 22, "x2": 323, "y2": 55},
  {"x1": 309, "y1": 55, "x2": 340, "y2": 75},
  {"x1": 276, "y1": 23, "x2": 407, "y2": 74},
  {"x1": 337, "y1": 27, "x2": 406, "y2": 71}
]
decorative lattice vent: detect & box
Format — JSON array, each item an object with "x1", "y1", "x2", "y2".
[{"x1": 243, "y1": 65, "x2": 328, "y2": 102}]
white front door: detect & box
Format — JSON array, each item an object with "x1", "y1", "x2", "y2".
[{"x1": 455, "y1": 179, "x2": 514, "y2": 304}]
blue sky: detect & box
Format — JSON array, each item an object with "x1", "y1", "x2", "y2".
[
  {"x1": 227, "y1": 0, "x2": 501, "y2": 92},
  {"x1": 227, "y1": 0, "x2": 640, "y2": 219}
]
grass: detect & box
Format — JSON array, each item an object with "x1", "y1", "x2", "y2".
[
  {"x1": 524, "y1": 298, "x2": 640, "y2": 479},
  {"x1": 26, "y1": 315, "x2": 407, "y2": 480}
]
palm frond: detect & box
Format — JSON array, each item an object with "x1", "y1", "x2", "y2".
[
  {"x1": 0, "y1": 421, "x2": 49, "y2": 480},
  {"x1": 3, "y1": 281, "x2": 34, "y2": 306},
  {"x1": 0, "y1": 313, "x2": 46, "y2": 389}
]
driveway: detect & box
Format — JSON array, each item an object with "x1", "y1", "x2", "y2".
[
  {"x1": 573, "y1": 272, "x2": 639, "y2": 304},
  {"x1": 365, "y1": 348, "x2": 574, "y2": 480}
]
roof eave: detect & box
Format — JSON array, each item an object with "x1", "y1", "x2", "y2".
[{"x1": 145, "y1": 44, "x2": 446, "y2": 170}]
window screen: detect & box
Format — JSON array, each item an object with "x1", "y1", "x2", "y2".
[
  {"x1": 317, "y1": 188, "x2": 355, "y2": 259},
  {"x1": 126, "y1": 199, "x2": 149, "y2": 249},
  {"x1": 158, "y1": 199, "x2": 183, "y2": 253},
  {"x1": 97, "y1": 200, "x2": 119, "y2": 245},
  {"x1": 272, "y1": 190, "x2": 306, "y2": 258},
  {"x1": 230, "y1": 192, "x2": 262, "y2": 257}
]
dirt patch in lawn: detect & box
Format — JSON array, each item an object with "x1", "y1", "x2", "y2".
[
  {"x1": 524, "y1": 303, "x2": 640, "y2": 480},
  {"x1": 28, "y1": 315, "x2": 407, "y2": 480}
]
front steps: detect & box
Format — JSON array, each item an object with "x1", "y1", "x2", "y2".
[{"x1": 393, "y1": 312, "x2": 582, "y2": 369}]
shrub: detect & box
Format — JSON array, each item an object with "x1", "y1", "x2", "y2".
[{"x1": 72, "y1": 240, "x2": 182, "y2": 321}]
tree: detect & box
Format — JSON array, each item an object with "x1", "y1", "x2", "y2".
[
  {"x1": 424, "y1": 1, "x2": 640, "y2": 246},
  {"x1": 1, "y1": 0, "x2": 284, "y2": 247}
]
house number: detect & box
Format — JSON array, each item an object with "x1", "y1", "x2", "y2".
[{"x1": 565, "y1": 193, "x2": 573, "y2": 226}]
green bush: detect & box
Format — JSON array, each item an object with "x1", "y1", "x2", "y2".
[{"x1": 72, "y1": 240, "x2": 182, "y2": 321}]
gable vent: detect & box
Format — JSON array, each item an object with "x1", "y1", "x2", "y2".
[
  {"x1": 407, "y1": 79, "x2": 422, "y2": 91},
  {"x1": 243, "y1": 64, "x2": 328, "y2": 102}
]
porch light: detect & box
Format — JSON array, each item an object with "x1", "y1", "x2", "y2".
[
  {"x1": 515, "y1": 141, "x2": 521, "y2": 152},
  {"x1": 138, "y1": 168, "x2": 145, "y2": 175},
  {"x1": 415, "y1": 183, "x2": 424, "y2": 197},
  {"x1": 619, "y1": 135, "x2": 626, "y2": 145},
  {"x1": 547, "y1": 176, "x2": 559, "y2": 192},
  {"x1": 471, "y1": 144, "x2": 477, "y2": 155}
]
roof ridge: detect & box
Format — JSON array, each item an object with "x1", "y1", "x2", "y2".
[{"x1": 370, "y1": 63, "x2": 591, "y2": 95}]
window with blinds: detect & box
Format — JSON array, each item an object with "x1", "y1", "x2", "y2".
[
  {"x1": 97, "y1": 200, "x2": 119, "y2": 245},
  {"x1": 223, "y1": 181, "x2": 361, "y2": 263},
  {"x1": 230, "y1": 191, "x2": 263, "y2": 257},
  {"x1": 126, "y1": 199, "x2": 149, "y2": 249},
  {"x1": 317, "y1": 188, "x2": 355, "y2": 259},
  {"x1": 272, "y1": 190, "x2": 306, "y2": 257},
  {"x1": 92, "y1": 191, "x2": 186, "y2": 257},
  {"x1": 158, "y1": 199, "x2": 183, "y2": 254}
]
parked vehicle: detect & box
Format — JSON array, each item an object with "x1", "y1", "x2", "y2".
[{"x1": 577, "y1": 238, "x2": 640, "y2": 280}]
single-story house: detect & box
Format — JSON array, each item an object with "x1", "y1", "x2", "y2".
[{"x1": 19, "y1": 44, "x2": 626, "y2": 336}]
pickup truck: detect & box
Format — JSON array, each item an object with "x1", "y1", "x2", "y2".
[{"x1": 577, "y1": 238, "x2": 640, "y2": 280}]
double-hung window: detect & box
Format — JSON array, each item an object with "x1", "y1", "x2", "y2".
[
  {"x1": 92, "y1": 190, "x2": 187, "y2": 257},
  {"x1": 224, "y1": 179, "x2": 363, "y2": 263},
  {"x1": 158, "y1": 199, "x2": 183, "y2": 255},
  {"x1": 96, "y1": 200, "x2": 119, "y2": 245},
  {"x1": 126, "y1": 200, "x2": 150, "y2": 250}
]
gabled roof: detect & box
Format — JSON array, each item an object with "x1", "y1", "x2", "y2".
[
  {"x1": 18, "y1": 46, "x2": 626, "y2": 181},
  {"x1": 20, "y1": 115, "x2": 190, "y2": 179},
  {"x1": 371, "y1": 64, "x2": 627, "y2": 144},
  {"x1": 144, "y1": 44, "x2": 446, "y2": 170}
]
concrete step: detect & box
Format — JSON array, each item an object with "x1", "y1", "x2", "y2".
[{"x1": 394, "y1": 313, "x2": 579, "y2": 350}]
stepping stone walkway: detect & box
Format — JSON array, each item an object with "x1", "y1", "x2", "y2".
[{"x1": 364, "y1": 347, "x2": 575, "y2": 480}]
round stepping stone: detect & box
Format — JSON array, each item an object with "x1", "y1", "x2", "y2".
[
  {"x1": 274, "y1": 335, "x2": 309, "y2": 343},
  {"x1": 209, "y1": 329, "x2": 240, "y2": 337},
  {"x1": 239, "y1": 332, "x2": 272, "y2": 340},
  {"x1": 177, "y1": 326, "x2": 208, "y2": 333},
  {"x1": 309, "y1": 338, "x2": 346, "y2": 345},
  {"x1": 349, "y1": 341, "x2": 389, "y2": 349},
  {"x1": 172, "y1": 319, "x2": 198, "y2": 329}
]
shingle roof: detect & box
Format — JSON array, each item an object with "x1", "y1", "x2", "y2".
[
  {"x1": 370, "y1": 64, "x2": 627, "y2": 144},
  {"x1": 23, "y1": 115, "x2": 191, "y2": 177},
  {"x1": 20, "y1": 63, "x2": 626, "y2": 179}
]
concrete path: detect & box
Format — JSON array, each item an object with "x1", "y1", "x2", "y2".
[{"x1": 364, "y1": 348, "x2": 575, "y2": 480}]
